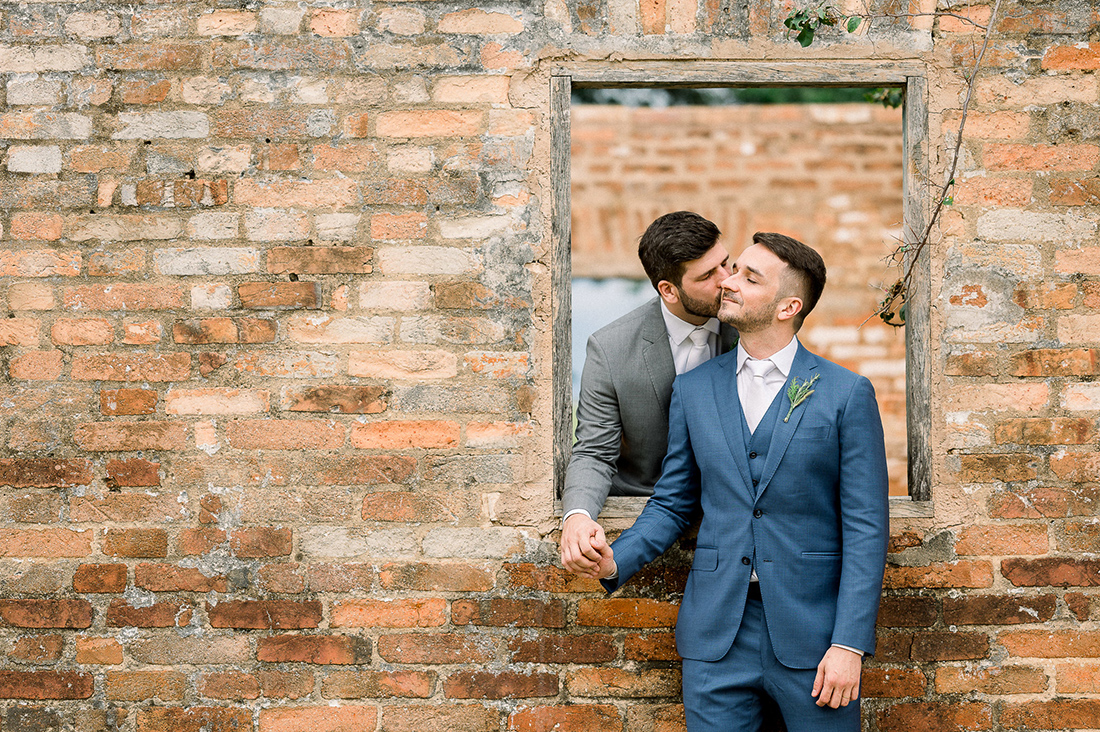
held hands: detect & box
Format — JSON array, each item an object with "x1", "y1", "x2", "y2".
[
  {"x1": 560, "y1": 513, "x2": 617, "y2": 580},
  {"x1": 812, "y1": 645, "x2": 862, "y2": 708}
]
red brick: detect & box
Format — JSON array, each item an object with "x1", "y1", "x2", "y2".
[
  {"x1": 877, "y1": 702, "x2": 992, "y2": 731},
  {"x1": 1058, "y1": 520, "x2": 1100, "y2": 552},
  {"x1": 0, "y1": 671, "x2": 93, "y2": 700},
  {"x1": 1010, "y1": 348, "x2": 1100, "y2": 376},
  {"x1": 8, "y1": 350, "x2": 62, "y2": 380},
  {"x1": 235, "y1": 178, "x2": 358, "y2": 208},
  {"x1": 238, "y1": 281, "x2": 321, "y2": 309},
  {"x1": 568, "y1": 667, "x2": 680, "y2": 698},
  {"x1": 211, "y1": 39, "x2": 351, "y2": 71},
  {"x1": 225, "y1": 419, "x2": 343, "y2": 449},
  {"x1": 96, "y1": 43, "x2": 204, "y2": 69},
  {"x1": 351, "y1": 420, "x2": 458, "y2": 449},
  {"x1": 263, "y1": 144, "x2": 300, "y2": 170},
  {"x1": 211, "y1": 109, "x2": 314, "y2": 138},
  {"x1": 258, "y1": 634, "x2": 370, "y2": 664},
  {"x1": 107, "y1": 670, "x2": 187, "y2": 701},
  {"x1": 135, "y1": 563, "x2": 227, "y2": 592},
  {"x1": 995, "y1": 417, "x2": 1095, "y2": 445},
  {"x1": 260, "y1": 707, "x2": 377, "y2": 732},
  {"x1": 122, "y1": 78, "x2": 172, "y2": 104},
  {"x1": 283, "y1": 385, "x2": 387, "y2": 413},
  {"x1": 502, "y1": 563, "x2": 602, "y2": 594},
  {"x1": 999, "y1": 630, "x2": 1100, "y2": 658},
  {"x1": 0, "y1": 458, "x2": 91, "y2": 488},
  {"x1": 577, "y1": 598, "x2": 679, "y2": 628},
  {"x1": 861, "y1": 667, "x2": 927, "y2": 698},
  {"x1": 625, "y1": 632, "x2": 679, "y2": 661},
  {"x1": 911, "y1": 631, "x2": 989, "y2": 661},
  {"x1": 49, "y1": 317, "x2": 111, "y2": 346},
  {"x1": 332, "y1": 598, "x2": 446, "y2": 628},
  {"x1": 362, "y1": 176, "x2": 479, "y2": 205},
  {"x1": 0, "y1": 249, "x2": 81, "y2": 277},
  {"x1": 100, "y1": 388, "x2": 158, "y2": 416},
  {"x1": 2, "y1": 491, "x2": 60, "y2": 523},
  {"x1": 306, "y1": 563, "x2": 375, "y2": 592},
  {"x1": 371, "y1": 212, "x2": 427, "y2": 239},
  {"x1": 73, "y1": 563, "x2": 127, "y2": 593},
  {"x1": 107, "y1": 599, "x2": 192, "y2": 628},
  {"x1": 10, "y1": 212, "x2": 64, "y2": 241},
  {"x1": 135, "y1": 707, "x2": 253, "y2": 732},
  {"x1": 380, "y1": 705, "x2": 500, "y2": 732},
  {"x1": 935, "y1": 665, "x2": 1047, "y2": 694},
  {"x1": 378, "y1": 633, "x2": 497, "y2": 664},
  {"x1": 258, "y1": 563, "x2": 305, "y2": 593},
  {"x1": 267, "y1": 246, "x2": 373, "y2": 274},
  {"x1": 71, "y1": 353, "x2": 190, "y2": 381},
  {"x1": 1003, "y1": 557, "x2": 1100, "y2": 587},
  {"x1": 379, "y1": 562, "x2": 494, "y2": 592},
  {"x1": 201, "y1": 670, "x2": 312, "y2": 700},
  {"x1": 74, "y1": 421, "x2": 186, "y2": 451},
  {"x1": 171, "y1": 454, "x2": 415, "y2": 487},
  {"x1": 1050, "y1": 452, "x2": 1100, "y2": 482},
  {"x1": 1001, "y1": 700, "x2": 1100, "y2": 730},
  {"x1": 75, "y1": 636, "x2": 123, "y2": 665},
  {"x1": 943, "y1": 593, "x2": 1056, "y2": 625},
  {"x1": 1050, "y1": 176, "x2": 1100, "y2": 205},
  {"x1": 884, "y1": 561, "x2": 994, "y2": 589},
  {"x1": 9, "y1": 634, "x2": 63, "y2": 664},
  {"x1": 509, "y1": 705, "x2": 622, "y2": 732},
  {"x1": 509, "y1": 634, "x2": 618, "y2": 664},
  {"x1": 984, "y1": 143, "x2": 1099, "y2": 171},
  {"x1": 63, "y1": 284, "x2": 184, "y2": 311},
  {"x1": 454, "y1": 598, "x2": 566, "y2": 628},
  {"x1": 0, "y1": 528, "x2": 91, "y2": 557},
  {"x1": 877, "y1": 596, "x2": 938, "y2": 627},
  {"x1": 173, "y1": 317, "x2": 276, "y2": 344},
  {"x1": 1056, "y1": 663, "x2": 1100, "y2": 693},
  {"x1": 1043, "y1": 43, "x2": 1100, "y2": 70},
  {"x1": 361, "y1": 492, "x2": 455, "y2": 523},
  {"x1": 0, "y1": 599, "x2": 91, "y2": 628},
  {"x1": 179, "y1": 527, "x2": 292, "y2": 558},
  {"x1": 1012, "y1": 281, "x2": 1077, "y2": 309},
  {"x1": 199, "y1": 352, "x2": 229, "y2": 376},
  {"x1": 70, "y1": 144, "x2": 135, "y2": 174},
  {"x1": 105, "y1": 458, "x2": 161, "y2": 487},
  {"x1": 958, "y1": 454, "x2": 1036, "y2": 482},
  {"x1": 321, "y1": 670, "x2": 434, "y2": 699},
  {"x1": 953, "y1": 524, "x2": 1048, "y2": 555},
  {"x1": 207, "y1": 599, "x2": 322, "y2": 629},
  {"x1": 102, "y1": 528, "x2": 168, "y2": 558},
  {"x1": 69, "y1": 492, "x2": 182, "y2": 523}
]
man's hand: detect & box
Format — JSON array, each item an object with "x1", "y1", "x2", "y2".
[
  {"x1": 560, "y1": 513, "x2": 616, "y2": 579},
  {"x1": 811, "y1": 646, "x2": 862, "y2": 708}
]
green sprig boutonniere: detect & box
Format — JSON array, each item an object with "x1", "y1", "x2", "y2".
[{"x1": 783, "y1": 374, "x2": 820, "y2": 423}]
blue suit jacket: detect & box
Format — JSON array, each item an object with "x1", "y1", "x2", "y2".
[{"x1": 602, "y1": 342, "x2": 889, "y2": 669}]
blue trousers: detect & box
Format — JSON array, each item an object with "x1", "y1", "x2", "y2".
[{"x1": 681, "y1": 595, "x2": 860, "y2": 732}]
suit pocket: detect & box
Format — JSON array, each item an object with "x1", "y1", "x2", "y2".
[
  {"x1": 692, "y1": 546, "x2": 718, "y2": 572},
  {"x1": 801, "y1": 551, "x2": 840, "y2": 558},
  {"x1": 798, "y1": 425, "x2": 832, "y2": 441}
]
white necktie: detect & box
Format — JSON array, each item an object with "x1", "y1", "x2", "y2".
[
  {"x1": 682, "y1": 328, "x2": 711, "y2": 373},
  {"x1": 743, "y1": 359, "x2": 776, "y2": 433}
]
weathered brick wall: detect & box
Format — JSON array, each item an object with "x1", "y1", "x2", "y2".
[
  {"x1": 0, "y1": 1, "x2": 1097, "y2": 730},
  {"x1": 571, "y1": 104, "x2": 908, "y2": 494}
]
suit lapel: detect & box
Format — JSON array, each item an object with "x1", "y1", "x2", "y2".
[
  {"x1": 719, "y1": 322, "x2": 738, "y2": 355},
  {"x1": 755, "y1": 343, "x2": 818, "y2": 499},
  {"x1": 714, "y1": 355, "x2": 754, "y2": 492},
  {"x1": 640, "y1": 300, "x2": 676, "y2": 412}
]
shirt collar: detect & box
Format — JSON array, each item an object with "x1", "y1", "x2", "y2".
[
  {"x1": 659, "y1": 299, "x2": 720, "y2": 346},
  {"x1": 736, "y1": 336, "x2": 799, "y2": 377}
]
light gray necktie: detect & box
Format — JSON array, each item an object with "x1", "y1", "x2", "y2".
[
  {"x1": 743, "y1": 358, "x2": 776, "y2": 433},
  {"x1": 682, "y1": 328, "x2": 711, "y2": 373}
]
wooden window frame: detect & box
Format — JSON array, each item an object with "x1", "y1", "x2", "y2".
[{"x1": 551, "y1": 63, "x2": 932, "y2": 518}]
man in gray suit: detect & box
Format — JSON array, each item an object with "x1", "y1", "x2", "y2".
[{"x1": 560, "y1": 211, "x2": 737, "y2": 575}]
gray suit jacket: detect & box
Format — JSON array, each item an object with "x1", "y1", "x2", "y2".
[{"x1": 563, "y1": 298, "x2": 738, "y2": 519}]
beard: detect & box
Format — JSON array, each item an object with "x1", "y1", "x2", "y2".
[
  {"x1": 676, "y1": 286, "x2": 721, "y2": 319},
  {"x1": 717, "y1": 294, "x2": 778, "y2": 332}
]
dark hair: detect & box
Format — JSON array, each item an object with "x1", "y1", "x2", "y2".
[
  {"x1": 638, "y1": 211, "x2": 721, "y2": 290},
  {"x1": 751, "y1": 232, "x2": 827, "y2": 327}
]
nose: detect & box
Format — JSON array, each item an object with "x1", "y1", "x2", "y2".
[{"x1": 720, "y1": 272, "x2": 737, "y2": 291}]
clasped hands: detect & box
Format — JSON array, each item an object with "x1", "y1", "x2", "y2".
[{"x1": 559, "y1": 513, "x2": 862, "y2": 709}]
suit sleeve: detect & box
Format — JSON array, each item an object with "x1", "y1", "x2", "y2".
[
  {"x1": 831, "y1": 376, "x2": 890, "y2": 655},
  {"x1": 562, "y1": 334, "x2": 623, "y2": 519},
  {"x1": 601, "y1": 379, "x2": 701, "y2": 593}
]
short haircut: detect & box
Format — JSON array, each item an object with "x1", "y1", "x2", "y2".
[
  {"x1": 751, "y1": 232, "x2": 827, "y2": 328},
  {"x1": 638, "y1": 211, "x2": 722, "y2": 290}
]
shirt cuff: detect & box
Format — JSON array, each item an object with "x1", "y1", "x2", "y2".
[
  {"x1": 562, "y1": 508, "x2": 593, "y2": 525},
  {"x1": 830, "y1": 643, "x2": 864, "y2": 657},
  {"x1": 606, "y1": 562, "x2": 618, "y2": 580}
]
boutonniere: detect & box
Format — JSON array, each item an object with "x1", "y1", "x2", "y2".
[{"x1": 783, "y1": 374, "x2": 820, "y2": 423}]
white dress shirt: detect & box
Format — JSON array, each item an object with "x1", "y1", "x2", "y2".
[{"x1": 736, "y1": 336, "x2": 799, "y2": 432}]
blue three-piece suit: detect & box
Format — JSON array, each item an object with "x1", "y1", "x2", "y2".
[{"x1": 601, "y1": 341, "x2": 889, "y2": 732}]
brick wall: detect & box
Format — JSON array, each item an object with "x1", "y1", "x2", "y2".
[
  {"x1": 571, "y1": 104, "x2": 908, "y2": 494},
  {"x1": 0, "y1": 1, "x2": 1098, "y2": 730}
]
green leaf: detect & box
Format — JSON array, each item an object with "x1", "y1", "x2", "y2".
[
  {"x1": 846, "y1": 16, "x2": 861, "y2": 33},
  {"x1": 797, "y1": 27, "x2": 816, "y2": 47},
  {"x1": 943, "y1": 196, "x2": 954, "y2": 206}
]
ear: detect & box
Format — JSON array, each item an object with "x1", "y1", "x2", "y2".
[
  {"x1": 775, "y1": 296, "x2": 803, "y2": 323},
  {"x1": 656, "y1": 279, "x2": 680, "y2": 306}
]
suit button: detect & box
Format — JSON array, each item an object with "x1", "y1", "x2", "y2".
[
  {"x1": 749, "y1": 451, "x2": 758, "y2": 459},
  {"x1": 741, "y1": 556, "x2": 751, "y2": 565},
  {"x1": 753, "y1": 509, "x2": 763, "y2": 518}
]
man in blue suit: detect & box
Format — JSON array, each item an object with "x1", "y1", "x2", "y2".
[{"x1": 576, "y1": 232, "x2": 889, "y2": 732}]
